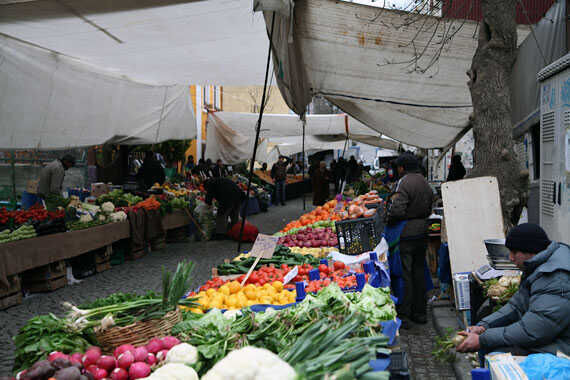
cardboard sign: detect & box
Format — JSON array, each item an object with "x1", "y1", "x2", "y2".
[
  {"x1": 248, "y1": 233, "x2": 278, "y2": 259},
  {"x1": 283, "y1": 266, "x2": 299, "y2": 285}
]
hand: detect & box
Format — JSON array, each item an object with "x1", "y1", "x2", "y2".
[
  {"x1": 467, "y1": 326, "x2": 486, "y2": 335},
  {"x1": 456, "y1": 332, "x2": 480, "y2": 353}
]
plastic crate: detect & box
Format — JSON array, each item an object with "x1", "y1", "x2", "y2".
[
  {"x1": 335, "y1": 216, "x2": 380, "y2": 255},
  {"x1": 388, "y1": 351, "x2": 410, "y2": 379}
]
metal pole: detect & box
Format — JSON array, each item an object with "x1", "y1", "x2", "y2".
[
  {"x1": 11, "y1": 151, "x2": 17, "y2": 209},
  {"x1": 301, "y1": 116, "x2": 306, "y2": 210},
  {"x1": 237, "y1": 12, "x2": 276, "y2": 252}
]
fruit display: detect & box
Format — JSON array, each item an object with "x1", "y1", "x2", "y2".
[{"x1": 277, "y1": 226, "x2": 338, "y2": 248}]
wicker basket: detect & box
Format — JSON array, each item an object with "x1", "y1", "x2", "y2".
[{"x1": 95, "y1": 308, "x2": 182, "y2": 353}]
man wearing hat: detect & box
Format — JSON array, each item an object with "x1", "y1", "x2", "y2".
[
  {"x1": 38, "y1": 154, "x2": 76, "y2": 198},
  {"x1": 457, "y1": 223, "x2": 570, "y2": 359}
]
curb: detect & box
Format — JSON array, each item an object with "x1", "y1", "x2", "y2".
[{"x1": 431, "y1": 303, "x2": 473, "y2": 380}]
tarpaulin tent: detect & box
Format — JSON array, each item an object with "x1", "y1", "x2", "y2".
[
  {"x1": 204, "y1": 111, "x2": 400, "y2": 164},
  {"x1": 254, "y1": 0, "x2": 531, "y2": 149}
]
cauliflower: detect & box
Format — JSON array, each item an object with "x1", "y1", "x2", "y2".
[
  {"x1": 201, "y1": 346, "x2": 296, "y2": 380},
  {"x1": 165, "y1": 343, "x2": 198, "y2": 365},
  {"x1": 109, "y1": 211, "x2": 128, "y2": 222},
  {"x1": 97, "y1": 214, "x2": 107, "y2": 222},
  {"x1": 101, "y1": 201, "x2": 115, "y2": 214},
  {"x1": 79, "y1": 214, "x2": 93, "y2": 223},
  {"x1": 140, "y1": 363, "x2": 198, "y2": 380}
]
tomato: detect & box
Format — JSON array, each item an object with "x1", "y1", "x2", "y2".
[
  {"x1": 318, "y1": 264, "x2": 329, "y2": 274},
  {"x1": 333, "y1": 261, "x2": 345, "y2": 271},
  {"x1": 237, "y1": 275, "x2": 245, "y2": 283},
  {"x1": 280, "y1": 264, "x2": 289, "y2": 272},
  {"x1": 249, "y1": 273, "x2": 259, "y2": 283}
]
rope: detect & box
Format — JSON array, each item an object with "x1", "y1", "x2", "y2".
[
  {"x1": 237, "y1": 12, "x2": 276, "y2": 253},
  {"x1": 318, "y1": 91, "x2": 472, "y2": 109},
  {"x1": 516, "y1": 0, "x2": 548, "y2": 66}
]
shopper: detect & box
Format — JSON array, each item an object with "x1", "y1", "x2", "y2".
[
  {"x1": 457, "y1": 224, "x2": 570, "y2": 361},
  {"x1": 385, "y1": 153, "x2": 433, "y2": 328},
  {"x1": 271, "y1": 155, "x2": 289, "y2": 206},
  {"x1": 312, "y1": 161, "x2": 331, "y2": 206},
  {"x1": 447, "y1": 154, "x2": 466, "y2": 181},
  {"x1": 137, "y1": 151, "x2": 165, "y2": 190},
  {"x1": 212, "y1": 159, "x2": 227, "y2": 178},
  {"x1": 38, "y1": 154, "x2": 75, "y2": 198},
  {"x1": 348, "y1": 156, "x2": 358, "y2": 183},
  {"x1": 204, "y1": 177, "x2": 245, "y2": 239}
]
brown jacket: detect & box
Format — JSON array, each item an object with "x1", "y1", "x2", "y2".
[{"x1": 386, "y1": 172, "x2": 433, "y2": 239}]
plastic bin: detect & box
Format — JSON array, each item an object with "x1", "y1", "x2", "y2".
[
  {"x1": 388, "y1": 351, "x2": 410, "y2": 379},
  {"x1": 335, "y1": 216, "x2": 381, "y2": 255}
]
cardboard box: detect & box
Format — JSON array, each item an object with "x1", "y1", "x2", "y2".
[
  {"x1": 26, "y1": 179, "x2": 39, "y2": 194},
  {"x1": 90, "y1": 183, "x2": 108, "y2": 198}
]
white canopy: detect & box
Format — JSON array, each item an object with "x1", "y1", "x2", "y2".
[
  {"x1": 0, "y1": 35, "x2": 195, "y2": 149},
  {"x1": 204, "y1": 111, "x2": 399, "y2": 164}
]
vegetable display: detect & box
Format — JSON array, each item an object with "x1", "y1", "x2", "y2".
[
  {"x1": 97, "y1": 190, "x2": 142, "y2": 207},
  {"x1": 277, "y1": 226, "x2": 338, "y2": 248},
  {"x1": 0, "y1": 224, "x2": 37, "y2": 243}
]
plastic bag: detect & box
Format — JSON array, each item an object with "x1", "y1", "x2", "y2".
[
  {"x1": 227, "y1": 220, "x2": 259, "y2": 242},
  {"x1": 194, "y1": 201, "x2": 211, "y2": 218},
  {"x1": 519, "y1": 353, "x2": 570, "y2": 380}
]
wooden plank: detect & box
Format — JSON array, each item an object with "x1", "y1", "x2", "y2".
[
  {"x1": 162, "y1": 210, "x2": 191, "y2": 230},
  {"x1": 442, "y1": 177, "x2": 505, "y2": 274}
]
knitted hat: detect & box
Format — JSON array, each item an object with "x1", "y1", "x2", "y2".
[{"x1": 505, "y1": 223, "x2": 550, "y2": 254}]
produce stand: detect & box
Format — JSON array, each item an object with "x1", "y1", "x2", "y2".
[
  {"x1": 0, "y1": 220, "x2": 130, "y2": 288},
  {"x1": 161, "y1": 209, "x2": 192, "y2": 231}
]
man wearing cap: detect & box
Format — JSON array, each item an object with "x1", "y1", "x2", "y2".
[
  {"x1": 457, "y1": 223, "x2": 570, "y2": 359},
  {"x1": 38, "y1": 154, "x2": 75, "y2": 198},
  {"x1": 385, "y1": 153, "x2": 433, "y2": 327}
]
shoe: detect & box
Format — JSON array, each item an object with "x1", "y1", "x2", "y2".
[
  {"x1": 281, "y1": 203, "x2": 286, "y2": 206},
  {"x1": 411, "y1": 315, "x2": 428, "y2": 324},
  {"x1": 399, "y1": 318, "x2": 412, "y2": 330}
]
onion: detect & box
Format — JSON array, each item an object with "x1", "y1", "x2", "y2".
[
  {"x1": 110, "y1": 367, "x2": 129, "y2": 380},
  {"x1": 145, "y1": 338, "x2": 163, "y2": 354},
  {"x1": 145, "y1": 353, "x2": 157, "y2": 366},
  {"x1": 93, "y1": 368, "x2": 108, "y2": 380},
  {"x1": 70, "y1": 353, "x2": 83, "y2": 365},
  {"x1": 96, "y1": 355, "x2": 116, "y2": 372},
  {"x1": 128, "y1": 362, "x2": 151, "y2": 379},
  {"x1": 114, "y1": 344, "x2": 135, "y2": 359},
  {"x1": 133, "y1": 347, "x2": 148, "y2": 362},
  {"x1": 87, "y1": 346, "x2": 102, "y2": 355},
  {"x1": 117, "y1": 351, "x2": 134, "y2": 370},
  {"x1": 156, "y1": 349, "x2": 169, "y2": 362},
  {"x1": 48, "y1": 352, "x2": 68, "y2": 362},
  {"x1": 82, "y1": 350, "x2": 101, "y2": 367}
]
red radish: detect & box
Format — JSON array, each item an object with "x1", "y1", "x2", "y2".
[
  {"x1": 117, "y1": 351, "x2": 134, "y2": 370},
  {"x1": 93, "y1": 368, "x2": 108, "y2": 380},
  {"x1": 96, "y1": 355, "x2": 116, "y2": 372},
  {"x1": 128, "y1": 362, "x2": 151, "y2": 379},
  {"x1": 70, "y1": 353, "x2": 83, "y2": 365},
  {"x1": 145, "y1": 338, "x2": 163, "y2": 354},
  {"x1": 110, "y1": 367, "x2": 129, "y2": 380},
  {"x1": 133, "y1": 347, "x2": 148, "y2": 362},
  {"x1": 86, "y1": 365, "x2": 98, "y2": 375},
  {"x1": 156, "y1": 349, "x2": 169, "y2": 361},
  {"x1": 160, "y1": 336, "x2": 180, "y2": 349},
  {"x1": 114, "y1": 344, "x2": 135, "y2": 358},
  {"x1": 82, "y1": 350, "x2": 101, "y2": 367},
  {"x1": 145, "y1": 353, "x2": 157, "y2": 366},
  {"x1": 48, "y1": 351, "x2": 68, "y2": 362},
  {"x1": 87, "y1": 346, "x2": 102, "y2": 354}
]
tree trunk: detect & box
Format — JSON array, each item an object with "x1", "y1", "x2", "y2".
[{"x1": 467, "y1": 0, "x2": 528, "y2": 228}]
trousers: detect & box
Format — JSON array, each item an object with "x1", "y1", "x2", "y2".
[
  {"x1": 216, "y1": 202, "x2": 240, "y2": 234},
  {"x1": 398, "y1": 238, "x2": 428, "y2": 319},
  {"x1": 275, "y1": 180, "x2": 286, "y2": 205}
]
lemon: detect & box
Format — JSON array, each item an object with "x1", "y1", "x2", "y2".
[
  {"x1": 189, "y1": 308, "x2": 204, "y2": 314},
  {"x1": 228, "y1": 281, "x2": 242, "y2": 294},
  {"x1": 206, "y1": 288, "x2": 216, "y2": 297},
  {"x1": 219, "y1": 285, "x2": 230, "y2": 296},
  {"x1": 272, "y1": 281, "x2": 283, "y2": 292}
]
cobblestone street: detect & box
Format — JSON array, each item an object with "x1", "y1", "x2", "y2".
[{"x1": 0, "y1": 197, "x2": 456, "y2": 378}]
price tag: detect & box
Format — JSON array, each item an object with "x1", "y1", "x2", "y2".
[
  {"x1": 249, "y1": 233, "x2": 278, "y2": 259},
  {"x1": 283, "y1": 266, "x2": 299, "y2": 285}
]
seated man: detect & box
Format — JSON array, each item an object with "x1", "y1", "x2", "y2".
[{"x1": 457, "y1": 223, "x2": 570, "y2": 361}]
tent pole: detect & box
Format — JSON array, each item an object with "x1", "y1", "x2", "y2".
[
  {"x1": 237, "y1": 12, "x2": 276, "y2": 253},
  {"x1": 301, "y1": 115, "x2": 306, "y2": 211},
  {"x1": 11, "y1": 151, "x2": 16, "y2": 209}
]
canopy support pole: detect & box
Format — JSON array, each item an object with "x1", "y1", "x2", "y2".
[
  {"x1": 237, "y1": 12, "x2": 276, "y2": 253},
  {"x1": 11, "y1": 151, "x2": 17, "y2": 209},
  {"x1": 301, "y1": 115, "x2": 306, "y2": 211}
]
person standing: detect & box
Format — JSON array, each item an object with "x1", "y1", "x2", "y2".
[
  {"x1": 385, "y1": 153, "x2": 433, "y2": 328},
  {"x1": 271, "y1": 156, "x2": 289, "y2": 206},
  {"x1": 204, "y1": 177, "x2": 245, "y2": 239},
  {"x1": 312, "y1": 161, "x2": 331, "y2": 206},
  {"x1": 447, "y1": 154, "x2": 466, "y2": 181},
  {"x1": 212, "y1": 159, "x2": 227, "y2": 178},
  {"x1": 348, "y1": 156, "x2": 358, "y2": 183},
  {"x1": 38, "y1": 154, "x2": 75, "y2": 198},
  {"x1": 137, "y1": 151, "x2": 165, "y2": 190}
]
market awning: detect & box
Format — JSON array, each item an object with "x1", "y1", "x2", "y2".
[
  {"x1": 204, "y1": 111, "x2": 400, "y2": 164},
  {"x1": 255, "y1": 0, "x2": 531, "y2": 149}
]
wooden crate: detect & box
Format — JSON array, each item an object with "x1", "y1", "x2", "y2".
[
  {"x1": 0, "y1": 275, "x2": 22, "y2": 310},
  {"x1": 23, "y1": 275, "x2": 67, "y2": 293},
  {"x1": 21, "y1": 260, "x2": 65, "y2": 282}
]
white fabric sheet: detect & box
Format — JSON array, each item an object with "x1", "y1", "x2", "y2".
[{"x1": 0, "y1": 35, "x2": 195, "y2": 149}]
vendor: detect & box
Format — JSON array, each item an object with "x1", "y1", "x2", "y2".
[
  {"x1": 212, "y1": 159, "x2": 227, "y2": 178},
  {"x1": 38, "y1": 154, "x2": 75, "y2": 198},
  {"x1": 385, "y1": 153, "x2": 433, "y2": 329},
  {"x1": 137, "y1": 151, "x2": 165, "y2": 190},
  {"x1": 204, "y1": 177, "x2": 245, "y2": 240},
  {"x1": 457, "y1": 223, "x2": 570, "y2": 360}
]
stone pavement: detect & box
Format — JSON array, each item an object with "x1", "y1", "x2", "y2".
[{"x1": 0, "y1": 196, "x2": 457, "y2": 378}]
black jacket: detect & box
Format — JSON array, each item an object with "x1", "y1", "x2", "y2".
[{"x1": 204, "y1": 178, "x2": 244, "y2": 210}]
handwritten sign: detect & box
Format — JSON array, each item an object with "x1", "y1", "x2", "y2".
[
  {"x1": 249, "y1": 234, "x2": 278, "y2": 259},
  {"x1": 283, "y1": 266, "x2": 299, "y2": 285}
]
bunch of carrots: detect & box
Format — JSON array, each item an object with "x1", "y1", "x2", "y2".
[{"x1": 135, "y1": 196, "x2": 161, "y2": 211}]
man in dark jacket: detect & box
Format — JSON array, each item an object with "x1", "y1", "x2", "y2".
[
  {"x1": 457, "y1": 224, "x2": 570, "y2": 359},
  {"x1": 212, "y1": 159, "x2": 227, "y2": 178},
  {"x1": 204, "y1": 177, "x2": 245, "y2": 239},
  {"x1": 386, "y1": 153, "x2": 433, "y2": 327},
  {"x1": 271, "y1": 156, "x2": 289, "y2": 206},
  {"x1": 137, "y1": 151, "x2": 165, "y2": 190}
]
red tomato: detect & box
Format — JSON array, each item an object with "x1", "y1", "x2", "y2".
[
  {"x1": 333, "y1": 261, "x2": 345, "y2": 270},
  {"x1": 318, "y1": 264, "x2": 329, "y2": 274},
  {"x1": 281, "y1": 264, "x2": 289, "y2": 272}
]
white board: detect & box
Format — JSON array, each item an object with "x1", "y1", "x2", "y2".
[{"x1": 442, "y1": 177, "x2": 505, "y2": 274}]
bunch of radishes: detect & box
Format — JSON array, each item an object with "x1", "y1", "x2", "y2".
[
  {"x1": 16, "y1": 336, "x2": 181, "y2": 380},
  {"x1": 278, "y1": 227, "x2": 338, "y2": 248}
]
